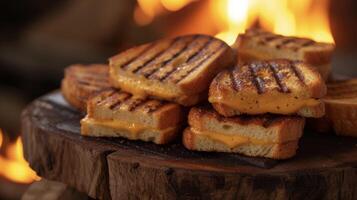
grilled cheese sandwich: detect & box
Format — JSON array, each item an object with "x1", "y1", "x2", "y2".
[
  {"x1": 234, "y1": 29, "x2": 335, "y2": 81},
  {"x1": 209, "y1": 59, "x2": 326, "y2": 117},
  {"x1": 81, "y1": 89, "x2": 184, "y2": 144},
  {"x1": 109, "y1": 34, "x2": 235, "y2": 106},
  {"x1": 183, "y1": 106, "x2": 305, "y2": 159},
  {"x1": 61, "y1": 64, "x2": 110, "y2": 111}
]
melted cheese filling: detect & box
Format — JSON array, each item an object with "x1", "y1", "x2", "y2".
[
  {"x1": 209, "y1": 95, "x2": 320, "y2": 115},
  {"x1": 81, "y1": 117, "x2": 175, "y2": 139},
  {"x1": 191, "y1": 128, "x2": 273, "y2": 148}
]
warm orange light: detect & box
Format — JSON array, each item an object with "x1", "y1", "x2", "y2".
[
  {"x1": 134, "y1": 0, "x2": 193, "y2": 25},
  {"x1": 213, "y1": 0, "x2": 250, "y2": 45},
  {"x1": 134, "y1": 5, "x2": 154, "y2": 26},
  {"x1": 214, "y1": 0, "x2": 334, "y2": 44},
  {"x1": 161, "y1": 0, "x2": 193, "y2": 11},
  {"x1": 133, "y1": 0, "x2": 334, "y2": 44},
  {"x1": 0, "y1": 131, "x2": 40, "y2": 184}
]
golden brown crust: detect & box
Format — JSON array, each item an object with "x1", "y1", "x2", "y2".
[
  {"x1": 61, "y1": 79, "x2": 85, "y2": 110},
  {"x1": 237, "y1": 51, "x2": 332, "y2": 82},
  {"x1": 235, "y1": 28, "x2": 334, "y2": 81},
  {"x1": 208, "y1": 59, "x2": 326, "y2": 117},
  {"x1": 236, "y1": 28, "x2": 334, "y2": 64},
  {"x1": 87, "y1": 89, "x2": 184, "y2": 129},
  {"x1": 188, "y1": 106, "x2": 305, "y2": 129},
  {"x1": 212, "y1": 100, "x2": 325, "y2": 118},
  {"x1": 81, "y1": 119, "x2": 180, "y2": 144},
  {"x1": 182, "y1": 128, "x2": 300, "y2": 159},
  {"x1": 182, "y1": 128, "x2": 195, "y2": 150},
  {"x1": 109, "y1": 34, "x2": 235, "y2": 106},
  {"x1": 61, "y1": 64, "x2": 110, "y2": 111}
]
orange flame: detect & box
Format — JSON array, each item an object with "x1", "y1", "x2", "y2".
[
  {"x1": 213, "y1": 0, "x2": 334, "y2": 45},
  {"x1": 134, "y1": 0, "x2": 334, "y2": 45},
  {"x1": 134, "y1": 0, "x2": 193, "y2": 26},
  {"x1": 0, "y1": 129, "x2": 40, "y2": 184}
]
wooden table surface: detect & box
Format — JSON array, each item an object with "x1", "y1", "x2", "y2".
[{"x1": 21, "y1": 91, "x2": 357, "y2": 200}]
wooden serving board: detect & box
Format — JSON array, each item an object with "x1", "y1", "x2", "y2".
[{"x1": 21, "y1": 91, "x2": 357, "y2": 200}]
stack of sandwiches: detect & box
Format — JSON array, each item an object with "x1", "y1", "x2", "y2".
[
  {"x1": 184, "y1": 60, "x2": 326, "y2": 159},
  {"x1": 61, "y1": 29, "x2": 337, "y2": 160}
]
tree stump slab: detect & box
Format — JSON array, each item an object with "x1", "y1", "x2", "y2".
[{"x1": 21, "y1": 91, "x2": 357, "y2": 200}]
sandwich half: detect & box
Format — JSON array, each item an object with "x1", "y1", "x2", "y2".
[
  {"x1": 109, "y1": 34, "x2": 235, "y2": 106},
  {"x1": 61, "y1": 64, "x2": 110, "y2": 111},
  {"x1": 81, "y1": 89, "x2": 184, "y2": 144},
  {"x1": 209, "y1": 59, "x2": 326, "y2": 117},
  {"x1": 183, "y1": 106, "x2": 305, "y2": 159},
  {"x1": 309, "y1": 79, "x2": 357, "y2": 137},
  {"x1": 234, "y1": 29, "x2": 334, "y2": 81}
]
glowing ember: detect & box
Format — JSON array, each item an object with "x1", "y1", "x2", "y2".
[{"x1": 0, "y1": 130, "x2": 40, "y2": 184}]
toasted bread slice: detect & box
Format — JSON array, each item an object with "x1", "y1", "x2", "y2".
[
  {"x1": 81, "y1": 89, "x2": 184, "y2": 144},
  {"x1": 309, "y1": 79, "x2": 357, "y2": 137},
  {"x1": 183, "y1": 106, "x2": 305, "y2": 159},
  {"x1": 109, "y1": 34, "x2": 235, "y2": 106},
  {"x1": 234, "y1": 29, "x2": 335, "y2": 81},
  {"x1": 61, "y1": 64, "x2": 110, "y2": 111},
  {"x1": 209, "y1": 59, "x2": 326, "y2": 117}
]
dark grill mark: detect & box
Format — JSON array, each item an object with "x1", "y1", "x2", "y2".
[
  {"x1": 301, "y1": 40, "x2": 315, "y2": 47},
  {"x1": 121, "y1": 43, "x2": 156, "y2": 69},
  {"x1": 264, "y1": 35, "x2": 280, "y2": 42},
  {"x1": 144, "y1": 36, "x2": 198, "y2": 79},
  {"x1": 186, "y1": 38, "x2": 214, "y2": 63},
  {"x1": 77, "y1": 79, "x2": 109, "y2": 88},
  {"x1": 158, "y1": 38, "x2": 212, "y2": 81},
  {"x1": 97, "y1": 90, "x2": 117, "y2": 106},
  {"x1": 268, "y1": 62, "x2": 290, "y2": 93},
  {"x1": 249, "y1": 63, "x2": 265, "y2": 94},
  {"x1": 128, "y1": 99, "x2": 146, "y2": 111},
  {"x1": 132, "y1": 39, "x2": 179, "y2": 73},
  {"x1": 230, "y1": 70, "x2": 240, "y2": 91},
  {"x1": 281, "y1": 38, "x2": 296, "y2": 45},
  {"x1": 290, "y1": 61, "x2": 306, "y2": 84},
  {"x1": 109, "y1": 93, "x2": 132, "y2": 110},
  {"x1": 174, "y1": 42, "x2": 225, "y2": 84},
  {"x1": 258, "y1": 35, "x2": 280, "y2": 45}
]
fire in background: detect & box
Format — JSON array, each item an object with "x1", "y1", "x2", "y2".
[
  {"x1": 0, "y1": 129, "x2": 39, "y2": 184},
  {"x1": 134, "y1": 0, "x2": 334, "y2": 45}
]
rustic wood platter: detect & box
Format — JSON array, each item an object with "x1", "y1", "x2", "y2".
[{"x1": 21, "y1": 91, "x2": 357, "y2": 200}]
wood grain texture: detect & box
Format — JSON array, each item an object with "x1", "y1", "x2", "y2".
[{"x1": 22, "y1": 91, "x2": 357, "y2": 200}]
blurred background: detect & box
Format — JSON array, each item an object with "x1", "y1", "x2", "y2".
[{"x1": 0, "y1": 0, "x2": 356, "y2": 199}]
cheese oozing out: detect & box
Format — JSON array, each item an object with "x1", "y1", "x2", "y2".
[
  {"x1": 81, "y1": 116, "x2": 177, "y2": 139},
  {"x1": 209, "y1": 93, "x2": 320, "y2": 115},
  {"x1": 190, "y1": 127, "x2": 274, "y2": 148}
]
